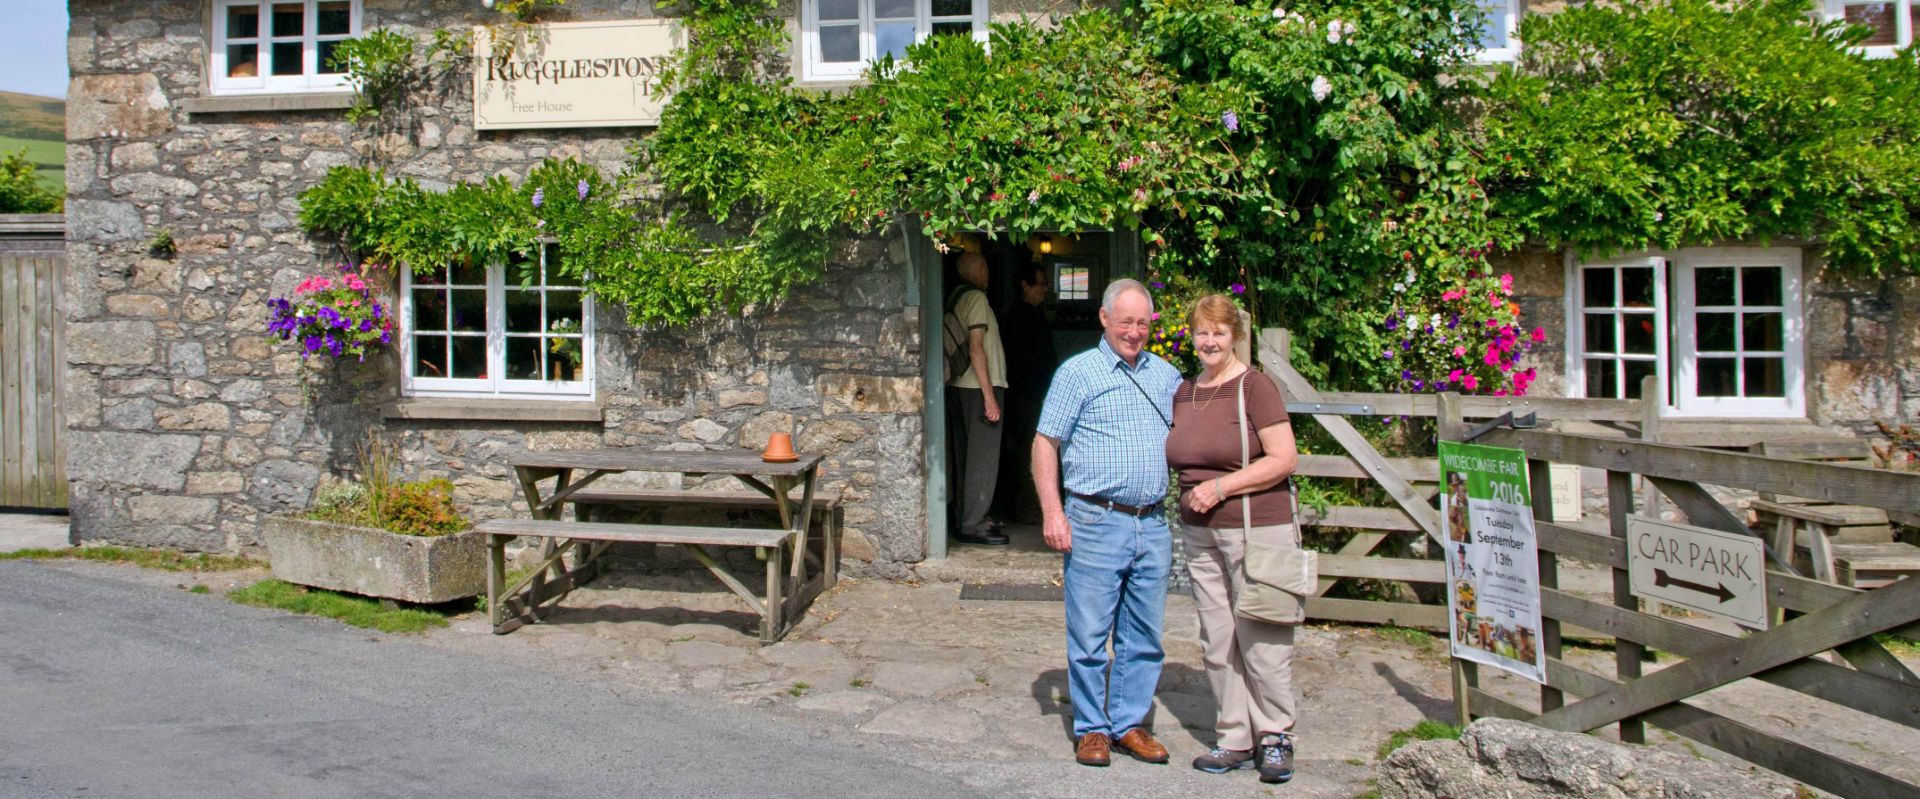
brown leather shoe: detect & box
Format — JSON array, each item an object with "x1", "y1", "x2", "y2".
[
  {"x1": 1114, "y1": 728, "x2": 1170, "y2": 764},
  {"x1": 1075, "y1": 732, "x2": 1112, "y2": 766}
]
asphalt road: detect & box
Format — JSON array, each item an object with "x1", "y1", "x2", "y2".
[{"x1": 0, "y1": 561, "x2": 986, "y2": 799}]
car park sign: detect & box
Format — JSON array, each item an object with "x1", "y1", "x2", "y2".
[{"x1": 1627, "y1": 515, "x2": 1768, "y2": 629}]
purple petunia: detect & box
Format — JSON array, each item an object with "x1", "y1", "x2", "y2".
[
  {"x1": 1385, "y1": 317, "x2": 1399, "y2": 330},
  {"x1": 1229, "y1": 282, "x2": 1246, "y2": 295},
  {"x1": 1401, "y1": 369, "x2": 1414, "y2": 380}
]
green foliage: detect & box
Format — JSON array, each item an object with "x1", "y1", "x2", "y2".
[
  {"x1": 1377, "y1": 719, "x2": 1463, "y2": 759},
  {"x1": 305, "y1": 435, "x2": 469, "y2": 536},
  {"x1": 1484, "y1": 0, "x2": 1920, "y2": 276},
  {"x1": 228, "y1": 579, "x2": 451, "y2": 633},
  {"x1": 146, "y1": 228, "x2": 177, "y2": 259},
  {"x1": 330, "y1": 27, "x2": 469, "y2": 126},
  {"x1": 0, "y1": 148, "x2": 60, "y2": 213},
  {"x1": 0, "y1": 546, "x2": 260, "y2": 572}
]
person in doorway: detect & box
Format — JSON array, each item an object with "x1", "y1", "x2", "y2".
[
  {"x1": 1165, "y1": 294, "x2": 1302, "y2": 784},
  {"x1": 948, "y1": 251, "x2": 1010, "y2": 546},
  {"x1": 1032, "y1": 278, "x2": 1182, "y2": 767},
  {"x1": 992, "y1": 262, "x2": 1058, "y2": 525}
]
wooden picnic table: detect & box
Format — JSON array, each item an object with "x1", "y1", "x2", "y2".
[{"x1": 478, "y1": 448, "x2": 833, "y2": 643}]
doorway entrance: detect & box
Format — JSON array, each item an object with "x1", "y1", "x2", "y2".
[{"x1": 928, "y1": 230, "x2": 1142, "y2": 553}]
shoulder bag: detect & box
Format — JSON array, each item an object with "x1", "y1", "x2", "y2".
[{"x1": 1231, "y1": 370, "x2": 1318, "y2": 625}]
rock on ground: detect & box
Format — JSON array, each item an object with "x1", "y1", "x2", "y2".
[{"x1": 1379, "y1": 718, "x2": 1800, "y2": 799}]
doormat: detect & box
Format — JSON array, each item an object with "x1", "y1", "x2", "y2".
[{"x1": 959, "y1": 583, "x2": 1064, "y2": 602}]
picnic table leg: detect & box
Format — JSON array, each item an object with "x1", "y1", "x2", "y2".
[
  {"x1": 1808, "y1": 521, "x2": 1838, "y2": 584},
  {"x1": 487, "y1": 533, "x2": 507, "y2": 632},
  {"x1": 762, "y1": 543, "x2": 785, "y2": 644},
  {"x1": 822, "y1": 507, "x2": 839, "y2": 587}
]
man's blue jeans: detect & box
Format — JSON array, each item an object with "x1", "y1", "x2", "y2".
[{"x1": 1063, "y1": 495, "x2": 1171, "y2": 739}]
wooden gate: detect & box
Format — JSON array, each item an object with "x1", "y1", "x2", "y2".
[
  {"x1": 1452, "y1": 429, "x2": 1920, "y2": 797},
  {"x1": 0, "y1": 214, "x2": 66, "y2": 510}
]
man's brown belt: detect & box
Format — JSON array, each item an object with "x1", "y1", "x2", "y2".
[{"x1": 1069, "y1": 492, "x2": 1160, "y2": 518}]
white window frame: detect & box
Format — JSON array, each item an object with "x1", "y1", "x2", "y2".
[
  {"x1": 799, "y1": 0, "x2": 988, "y2": 82},
  {"x1": 1564, "y1": 253, "x2": 1669, "y2": 406},
  {"x1": 1825, "y1": 0, "x2": 1913, "y2": 58},
  {"x1": 1473, "y1": 0, "x2": 1522, "y2": 63},
  {"x1": 398, "y1": 246, "x2": 594, "y2": 401},
  {"x1": 210, "y1": 0, "x2": 360, "y2": 95},
  {"x1": 1671, "y1": 248, "x2": 1804, "y2": 418},
  {"x1": 1565, "y1": 248, "x2": 1805, "y2": 419}
]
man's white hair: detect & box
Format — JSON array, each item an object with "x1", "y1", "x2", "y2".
[{"x1": 1101, "y1": 278, "x2": 1154, "y2": 315}]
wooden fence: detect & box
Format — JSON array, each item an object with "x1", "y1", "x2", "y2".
[
  {"x1": 0, "y1": 214, "x2": 66, "y2": 510},
  {"x1": 1454, "y1": 428, "x2": 1920, "y2": 797},
  {"x1": 1255, "y1": 328, "x2": 1651, "y2": 629}
]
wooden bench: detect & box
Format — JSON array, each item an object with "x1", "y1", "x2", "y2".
[
  {"x1": 566, "y1": 489, "x2": 844, "y2": 586},
  {"x1": 1751, "y1": 438, "x2": 1918, "y2": 587},
  {"x1": 476, "y1": 513, "x2": 835, "y2": 643}
]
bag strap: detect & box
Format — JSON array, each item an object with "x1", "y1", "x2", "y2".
[
  {"x1": 1119, "y1": 364, "x2": 1172, "y2": 430},
  {"x1": 1238, "y1": 370, "x2": 1251, "y2": 539}
]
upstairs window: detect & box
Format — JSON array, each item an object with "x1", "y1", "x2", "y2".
[
  {"x1": 400, "y1": 244, "x2": 593, "y2": 400},
  {"x1": 800, "y1": 0, "x2": 987, "y2": 82},
  {"x1": 1827, "y1": 0, "x2": 1915, "y2": 56},
  {"x1": 1473, "y1": 0, "x2": 1521, "y2": 62},
  {"x1": 211, "y1": 0, "x2": 360, "y2": 95}
]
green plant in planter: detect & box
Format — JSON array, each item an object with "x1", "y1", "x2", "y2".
[{"x1": 307, "y1": 435, "x2": 468, "y2": 537}]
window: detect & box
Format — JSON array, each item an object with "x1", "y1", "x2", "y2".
[
  {"x1": 211, "y1": 0, "x2": 359, "y2": 95},
  {"x1": 1826, "y1": 0, "x2": 1915, "y2": 56},
  {"x1": 1473, "y1": 0, "x2": 1521, "y2": 62},
  {"x1": 400, "y1": 244, "x2": 593, "y2": 399},
  {"x1": 800, "y1": 0, "x2": 987, "y2": 82},
  {"x1": 1566, "y1": 248, "x2": 1804, "y2": 417},
  {"x1": 1054, "y1": 264, "x2": 1090, "y2": 301}
]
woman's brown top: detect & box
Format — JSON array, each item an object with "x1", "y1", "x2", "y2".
[{"x1": 1165, "y1": 369, "x2": 1294, "y2": 529}]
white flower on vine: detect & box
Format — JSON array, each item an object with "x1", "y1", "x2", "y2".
[
  {"x1": 1311, "y1": 75, "x2": 1332, "y2": 102},
  {"x1": 1325, "y1": 19, "x2": 1354, "y2": 43}
]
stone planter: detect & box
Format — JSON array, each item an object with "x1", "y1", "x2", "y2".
[{"x1": 260, "y1": 516, "x2": 486, "y2": 604}]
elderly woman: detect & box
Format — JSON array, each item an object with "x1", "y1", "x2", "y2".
[{"x1": 1164, "y1": 294, "x2": 1302, "y2": 784}]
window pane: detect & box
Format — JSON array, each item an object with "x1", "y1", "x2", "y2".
[
  {"x1": 1478, "y1": 1, "x2": 1510, "y2": 50},
  {"x1": 1622, "y1": 313, "x2": 1656, "y2": 355},
  {"x1": 413, "y1": 335, "x2": 448, "y2": 378},
  {"x1": 1696, "y1": 357, "x2": 1738, "y2": 397},
  {"x1": 931, "y1": 21, "x2": 973, "y2": 37},
  {"x1": 1742, "y1": 265, "x2": 1782, "y2": 306},
  {"x1": 1621, "y1": 266, "x2": 1654, "y2": 308},
  {"x1": 506, "y1": 336, "x2": 543, "y2": 380},
  {"x1": 548, "y1": 292, "x2": 584, "y2": 329},
  {"x1": 272, "y1": 2, "x2": 305, "y2": 37},
  {"x1": 875, "y1": 0, "x2": 914, "y2": 17},
  {"x1": 547, "y1": 348, "x2": 580, "y2": 381},
  {"x1": 1843, "y1": 2, "x2": 1899, "y2": 45},
  {"x1": 271, "y1": 41, "x2": 304, "y2": 75},
  {"x1": 818, "y1": 0, "x2": 858, "y2": 22},
  {"x1": 1583, "y1": 313, "x2": 1615, "y2": 354},
  {"x1": 317, "y1": 1, "x2": 352, "y2": 35},
  {"x1": 505, "y1": 288, "x2": 542, "y2": 333},
  {"x1": 1697, "y1": 312, "x2": 1736, "y2": 351},
  {"x1": 451, "y1": 260, "x2": 485, "y2": 285},
  {"x1": 875, "y1": 22, "x2": 915, "y2": 60},
  {"x1": 1695, "y1": 266, "x2": 1735, "y2": 305},
  {"x1": 1582, "y1": 268, "x2": 1613, "y2": 308},
  {"x1": 318, "y1": 39, "x2": 344, "y2": 74},
  {"x1": 450, "y1": 336, "x2": 487, "y2": 379},
  {"x1": 1586, "y1": 359, "x2": 1618, "y2": 399},
  {"x1": 1744, "y1": 358, "x2": 1785, "y2": 398},
  {"x1": 508, "y1": 257, "x2": 539, "y2": 288},
  {"x1": 1624, "y1": 360, "x2": 1656, "y2": 400},
  {"x1": 931, "y1": 0, "x2": 973, "y2": 16},
  {"x1": 411, "y1": 289, "x2": 447, "y2": 331},
  {"x1": 414, "y1": 266, "x2": 448, "y2": 285},
  {"x1": 819, "y1": 24, "x2": 859, "y2": 63},
  {"x1": 227, "y1": 5, "x2": 260, "y2": 38},
  {"x1": 450, "y1": 289, "x2": 487, "y2": 332},
  {"x1": 1743, "y1": 312, "x2": 1783, "y2": 351},
  {"x1": 227, "y1": 43, "x2": 261, "y2": 78}
]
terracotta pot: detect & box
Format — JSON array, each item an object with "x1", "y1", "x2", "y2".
[{"x1": 761, "y1": 431, "x2": 798, "y2": 462}]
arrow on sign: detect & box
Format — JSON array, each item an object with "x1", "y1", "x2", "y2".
[{"x1": 1652, "y1": 569, "x2": 1736, "y2": 603}]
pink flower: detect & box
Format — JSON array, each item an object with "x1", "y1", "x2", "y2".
[
  {"x1": 1487, "y1": 291, "x2": 1503, "y2": 306},
  {"x1": 1483, "y1": 347, "x2": 1500, "y2": 366},
  {"x1": 1461, "y1": 375, "x2": 1479, "y2": 391},
  {"x1": 1493, "y1": 388, "x2": 1509, "y2": 397},
  {"x1": 1441, "y1": 289, "x2": 1465, "y2": 301},
  {"x1": 1531, "y1": 327, "x2": 1546, "y2": 343},
  {"x1": 1452, "y1": 345, "x2": 1467, "y2": 358},
  {"x1": 1499, "y1": 274, "x2": 1514, "y2": 295},
  {"x1": 1447, "y1": 369, "x2": 1465, "y2": 383}
]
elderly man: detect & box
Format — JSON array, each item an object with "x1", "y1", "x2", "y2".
[
  {"x1": 1032, "y1": 278, "x2": 1182, "y2": 767},
  {"x1": 947, "y1": 251, "x2": 1009, "y2": 546}
]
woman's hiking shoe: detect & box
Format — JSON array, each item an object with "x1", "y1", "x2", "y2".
[
  {"x1": 1258, "y1": 736, "x2": 1296, "y2": 784},
  {"x1": 1192, "y1": 747, "x2": 1255, "y2": 773}
]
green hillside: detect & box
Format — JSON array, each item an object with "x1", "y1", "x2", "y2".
[{"x1": 0, "y1": 92, "x2": 65, "y2": 195}]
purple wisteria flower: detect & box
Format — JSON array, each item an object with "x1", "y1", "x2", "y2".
[
  {"x1": 1222, "y1": 111, "x2": 1240, "y2": 133},
  {"x1": 577, "y1": 179, "x2": 590, "y2": 201},
  {"x1": 532, "y1": 188, "x2": 545, "y2": 208}
]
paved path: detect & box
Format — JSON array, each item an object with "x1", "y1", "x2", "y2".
[
  {"x1": 0, "y1": 512, "x2": 68, "y2": 553},
  {"x1": 0, "y1": 560, "x2": 985, "y2": 799}
]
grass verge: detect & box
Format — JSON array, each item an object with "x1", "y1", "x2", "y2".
[
  {"x1": 228, "y1": 579, "x2": 449, "y2": 634},
  {"x1": 1, "y1": 546, "x2": 259, "y2": 572},
  {"x1": 1377, "y1": 719, "x2": 1463, "y2": 760}
]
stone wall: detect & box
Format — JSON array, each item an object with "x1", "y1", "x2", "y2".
[
  {"x1": 1498, "y1": 245, "x2": 1920, "y2": 432},
  {"x1": 65, "y1": 0, "x2": 931, "y2": 564}
]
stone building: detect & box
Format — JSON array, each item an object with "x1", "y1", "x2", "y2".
[{"x1": 61, "y1": 0, "x2": 1919, "y2": 564}]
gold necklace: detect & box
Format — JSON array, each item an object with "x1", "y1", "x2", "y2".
[{"x1": 1190, "y1": 363, "x2": 1243, "y2": 412}]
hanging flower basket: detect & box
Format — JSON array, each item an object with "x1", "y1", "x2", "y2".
[{"x1": 266, "y1": 263, "x2": 396, "y2": 360}]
